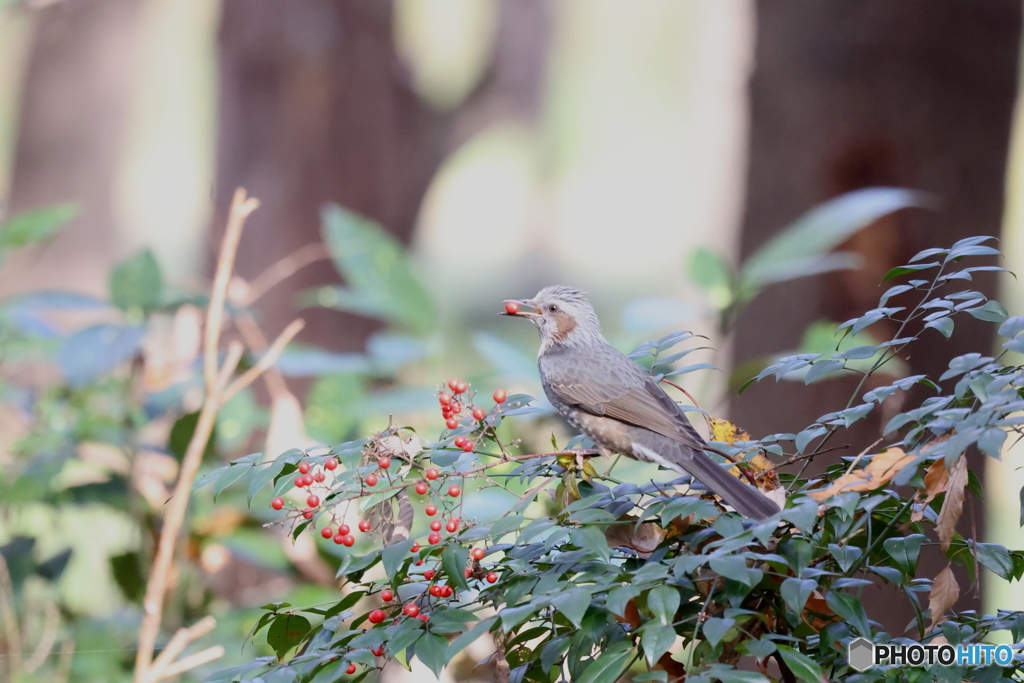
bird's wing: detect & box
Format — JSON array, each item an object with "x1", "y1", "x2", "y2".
[{"x1": 544, "y1": 346, "x2": 705, "y2": 449}]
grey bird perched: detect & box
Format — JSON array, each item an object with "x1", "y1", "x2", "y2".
[{"x1": 502, "y1": 285, "x2": 780, "y2": 521}]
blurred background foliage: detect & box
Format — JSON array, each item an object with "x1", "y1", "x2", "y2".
[{"x1": 0, "y1": 0, "x2": 1023, "y2": 681}]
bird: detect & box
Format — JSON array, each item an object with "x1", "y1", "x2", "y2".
[{"x1": 502, "y1": 285, "x2": 780, "y2": 521}]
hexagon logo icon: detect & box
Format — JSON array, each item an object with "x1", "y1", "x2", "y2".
[{"x1": 848, "y1": 637, "x2": 875, "y2": 672}]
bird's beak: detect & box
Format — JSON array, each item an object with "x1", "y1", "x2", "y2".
[{"x1": 501, "y1": 299, "x2": 541, "y2": 317}]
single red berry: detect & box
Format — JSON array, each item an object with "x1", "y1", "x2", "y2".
[
  {"x1": 448, "y1": 379, "x2": 460, "y2": 392},
  {"x1": 314, "y1": 471, "x2": 326, "y2": 483},
  {"x1": 325, "y1": 457, "x2": 338, "y2": 470},
  {"x1": 415, "y1": 559, "x2": 424, "y2": 566},
  {"x1": 365, "y1": 473, "x2": 378, "y2": 487},
  {"x1": 471, "y1": 547, "x2": 485, "y2": 560},
  {"x1": 446, "y1": 418, "x2": 459, "y2": 429},
  {"x1": 424, "y1": 569, "x2": 435, "y2": 580},
  {"x1": 450, "y1": 401, "x2": 462, "y2": 413},
  {"x1": 410, "y1": 542, "x2": 420, "y2": 553},
  {"x1": 342, "y1": 535, "x2": 355, "y2": 547},
  {"x1": 428, "y1": 532, "x2": 441, "y2": 544},
  {"x1": 504, "y1": 301, "x2": 520, "y2": 315},
  {"x1": 453, "y1": 436, "x2": 466, "y2": 449},
  {"x1": 294, "y1": 475, "x2": 306, "y2": 489},
  {"x1": 338, "y1": 524, "x2": 350, "y2": 535},
  {"x1": 430, "y1": 585, "x2": 442, "y2": 597},
  {"x1": 382, "y1": 589, "x2": 394, "y2": 602},
  {"x1": 446, "y1": 519, "x2": 458, "y2": 533},
  {"x1": 372, "y1": 646, "x2": 384, "y2": 657},
  {"x1": 454, "y1": 380, "x2": 468, "y2": 394},
  {"x1": 271, "y1": 497, "x2": 284, "y2": 510},
  {"x1": 346, "y1": 663, "x2": 357, "y2": 674},
  {"x1": 461, "y1": 440, "x2": 474, "y2": 452},
  {"x1": 358, "y1": 519, "x2": 372, "y2": 532},
  {"x1": 425, "y1": 468, "x2": 439, "y2": 480},
  {"x1": 307, "y1": 494, "x2": 320, "y2": 507},
  {"x1": 418, "y1": 614, "x2": 429, "y2": 622},
  {"x1": 414, "y1": 482, "x2": 428, "y2": 495},
  {"x1": 303, "y1": 511, "x2": 314, "y2": 519},
  {"x1": 378, "y1": 456, "x2": 391, "y2": 469},
  {"x1": 298, "y1": 461, "x2": 311, "y2": 474},
  {"x1": 368, "y1": 608, "x2": 386, "y2": 624},
  {"x1": 403, "y1": 604, "x2": 419, "y2": 617},
  {"x1": 465, "y1": 568, "x2": 472, "y2": 578},
  {"x1": 333, "y1": 533, "x2": 346, "y2": 544},
  {"x1": 438, "y1": 392, "x2": 452, "y2": 406},
  {"x1": 321, "y1": 527, "x2": 333, "y2": 539},
  {"x1": 425, "y1": 504, "x2": 438, "y2": 516},
  {"x1": 486, "y1": 572, "x2": 498, "y2": 584},
  {"x1": 448, "y1": 485, "x2": 461, "y2": 498},
  {"x1": 472, "y1": 407, "x2": 486, "y2": 421},
  {"x1": 493, "y1": 388, "x2": 507, "y2": 403},
  {"x1": 429, "y1": 520, "x2": 442, "y2": 531},
  {"x1": 442, "y1": 585, "x2": 453, "y2": 597}
]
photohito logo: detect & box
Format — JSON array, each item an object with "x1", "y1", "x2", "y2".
[{"x1": 847, "y1": 638, "x2": 1014, "y2": 672}]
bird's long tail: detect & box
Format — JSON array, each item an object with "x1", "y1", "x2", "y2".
[{"x1": 637, "y1": 441, "x2": 780, "y2": 521}]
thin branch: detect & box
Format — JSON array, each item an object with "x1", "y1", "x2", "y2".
[
  {"x1": 659, "y1": 377, "x2": 712, "y2": 431},
  {"x1": 204, "y1": 188, "x2": 260, "y2": 389},
  {"x1": 0, "y1": 552, "x2": 22, "y2": 678},
  {"x1": 234, "y1": 312, "x2": 290, "y2": 400},
  {"x1": 143, "y1": 616, "x2": 219, "y2": 683},
  {"x1": 244, "y1": 242, "x2": 332, "y2": 306},
  {"x1": 134, "y1": 342, "x2": 243, "y2": 679},
  {"x1": 220, "y1": 318, "x2": 305, "y2": 405},
  {"x1": 160, "y1": 646, "x2": 226, "y2": 679}
]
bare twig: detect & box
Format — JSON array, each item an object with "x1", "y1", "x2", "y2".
[
  {"x1": 204, "y1": 188, "x2": 260, "y2": 389},
  {"x1": 659, "y1": 377, "x2": 712, "y2": 431},
  {"x1": 143, "y1": 616, "x2": 221, "y2": 683},
  {"x1": 234, "y1": 312, "x2": 290, "y2": 400},
  {"x1": 0, "y1": 552, "x2": 23, "y2": 678},
  {"x1": 23, "y1": 601, "x2": 60, "y2": 673},
  {"x1": 135, "y1": 188, "x2": 264, "y2": 681},
  {"x1": 220, "y1": 318, "x2": 305, "y2": 405},
  {"x1": 244, "y1": 242, "x2": 332, "y2": 306}
]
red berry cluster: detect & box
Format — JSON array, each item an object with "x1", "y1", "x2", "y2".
[{"x1": 438, "y1": 378, "x2": 509, "y2": 453}]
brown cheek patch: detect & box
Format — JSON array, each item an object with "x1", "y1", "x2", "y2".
[{"x1": 553, "y1": 315, "x2": 577, "y2": 342}]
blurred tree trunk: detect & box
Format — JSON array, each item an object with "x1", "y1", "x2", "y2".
[
  {"x1": 732, "y1": 0, "x2": 1021, "y2": 626},
  {"x1": 0, "y1": 0, "x2": 141, "y2": 298},
  {"x1": 214, "y1": 0, "x2": 549, "y2": 351}
]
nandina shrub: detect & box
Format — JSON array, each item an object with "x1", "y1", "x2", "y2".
[{"x1": 204, "y1": 236, "x2": 1024, "y2": 683}]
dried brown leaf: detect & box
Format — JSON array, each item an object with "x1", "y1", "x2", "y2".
[
  {"x1": 927, "y1": 564, "x2": 960, "y2": 630},
  {"x1": 809, "y1": 447, "x2": 915, "y2": 500},
  {"x1": 605, "y1": 516, "x2": 669, "y2": 558},
  {"x1": 937, "y1": 455, "x2": 967, "y2": 552},
  {"x1": 911, "y1": 458, "x2": 953, "y2": 523},
  {"x1": 711, "y1": 418, "x2": 782, "y2": 492},
  {"x1": 803, "y1": 590, "x2": 838, "y2": 632}
]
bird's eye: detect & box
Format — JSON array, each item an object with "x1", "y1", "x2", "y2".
[{"x1": 547, "y1": 304, "x2": 559, "y2": 313}]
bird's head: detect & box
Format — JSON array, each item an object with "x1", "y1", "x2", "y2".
[{"x1": 501, "y1": 285, "x2": 603, "y2": 351}]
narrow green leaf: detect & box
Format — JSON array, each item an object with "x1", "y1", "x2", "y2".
[
  {"x1": 382, "y1": 539, "x2": 413, "y2": 581},
  {"x1": 415, "y1": 632, "x2": 448, "y2": 676},
  {"x1": 780, "y1": 577, "x2": 815, "y2": 615},
  {"x1": 883, "y1": 534, "x2": 926, "y2": 575},
  {"x1": 776, "y1": 645, "x2": 824, "y2": 683},
  {"x1": 445, "y1": 616, "x2": 497, "y2": 661},
  {"x1": 0, "y1": 203, "x2": 77, "y2": 251},
  {"x1": 576, "y1": 642, "x2": 633, "y2": 683},
  {"x1": 213, "y1": 463, "x2": 252, "y2": 501},
  {"x1": 974, "y1": 542, "x2": 1013, "y2": 579},
  {"x1": 442, "y1": 543, "x2": 470, "y2": 591}
]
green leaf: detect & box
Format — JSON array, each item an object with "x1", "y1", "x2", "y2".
[
  {"x1": 266, "y1": 614, "x2": 310, "y2": 659},
  {"x1": 606, "y1": 585, "x2": 640, "y2": 617},
  {"x1": 248, "y1": 461, "x2": 284, "y2": 505},
  {"x1": 740, "y1": 187, "x2": 933, "y2": 295},
  {"x1": 415, "y1": 632, "x2": 448, "y2": 677},
  {"x1": 780, "y1": 577, "x2": 815, "y2": 615},
  {"x1": 776, "y1": 645, "x2": 824, "y2": 683},
  {"x1": 499, "y1": 603, "x2": 537, "y2": 630},
  {"x1": 738, "y1": 638, "x2": 777, "y2": 659},
  {"x1": 704, "y1": 663, "x2": 771, "y2": 682},
  {"x1": 633, "y1": 672, "x2": 668, "y2": 683},
  {"x1": 550, "y1": 587, "x2": 591, "y2": 628},
  {"x1": 647, "y1": 585, "x2": 680, "y2": 625},
  {"x1": 445, "y1": 616, "x2": 496, "y2": 661},
  {"x1": 382, "y1": 539, "x2": 413, "y2": 581},
  {"x1": 170, "y1": 411, "x2": 217, "y2": 463},
  {"x1": 883, "y1": 534, "x2": 926, "y2": 575},
  {"x1": 709, "y1": 555, "x2": 762, "y2": 587},
  {"x1": 213, "y1": 463, "x2": 252, "y2": 501},
  {"x1": 974, "y1": 542, "x2": 1013, "y2": 579},
  {"x1": 884, "y1": 262, "x2": 940, "y2": 281},
  {"x1": 640, "y1": 623, "x2": 677, "y2": 666},
  {"x1": 825, "y1": 591, "x2": 871, "y2": 636},
  {"x1": 577, "y1": 642, "x2": 633, "y2": 683},
  {"x1": 109, "y1": 249, "x2": 163, "y2": 314},
  {"x1": 967, "y1": 300, "x2": 1008, "y2": 323},
  {"x1": 703, "y1": 617, "x2": 735, "y2": 647},
  {"x1": 442, "y1": 542, "x2": 470, "y2": 591},
  {"x1": 688, "y1": 246, "x2": 735, "y2": 311},
  {"x1": 0, "y1": 203, "x2": 77, "y2": 251},
  {"x1": 318, "y1": 204, "x2": 434, "y2": 334}
]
